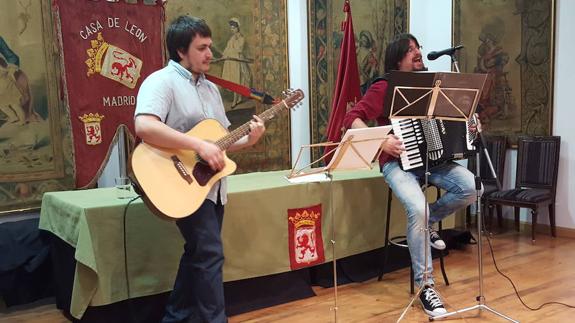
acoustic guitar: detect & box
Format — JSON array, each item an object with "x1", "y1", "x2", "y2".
[{"x1": 131, "y1": 89, "x2": 304, "y2": 219}]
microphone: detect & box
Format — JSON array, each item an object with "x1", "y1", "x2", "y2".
[{"x1": 427, "y1": 45, "x2": 464, "y2": 61}]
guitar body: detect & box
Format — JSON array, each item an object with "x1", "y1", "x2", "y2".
[
  {"x1": 131, "y1": 119, "x2": 237, "y2": 219},
  {"x1": 131, "y1": 88, "x2": 304, "y2": 220}
]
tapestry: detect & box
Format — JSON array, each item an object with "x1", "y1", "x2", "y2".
[
  {"x1": 0, "y1": 0, "x2": 74, "y2": 214},
  {"x1": 453, "y1": 0, "x2": 556, "y2": 145}
]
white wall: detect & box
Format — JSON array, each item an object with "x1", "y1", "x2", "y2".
[
  {"x1": 97, "y1": 141, "x2": 120, "y2": 188},
  {"x1": 551, "y1": 0, "x2": 575, "y2": 228},
  {"x1": 287, "y1": 0, "x2": 311, "y2": 167},
  {"x1": 409, "y1": 0, "x2": 453, "y2": 73}
]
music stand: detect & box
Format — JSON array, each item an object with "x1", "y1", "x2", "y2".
[
  {"x1": 287, "y1": 125, "x2": 391, "y2": 323},
  {"x1": 385, "y1": 71, "x2": 487, "y2": 121},
  {"x1": 383, "y1": 71, "x2": 510, "y2": 322}
]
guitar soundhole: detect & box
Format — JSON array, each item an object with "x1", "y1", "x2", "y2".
[{"x1": 193, "y1": 162, "x2": 216, "y2": 186}]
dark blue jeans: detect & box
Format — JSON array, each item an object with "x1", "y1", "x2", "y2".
[{"x1": 162, "y1": 199, "x2": 227, "y2": 323}]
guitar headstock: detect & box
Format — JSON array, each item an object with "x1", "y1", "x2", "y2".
[{"x1": 281, "y1": 88, "x2": 305, "y2": 111}]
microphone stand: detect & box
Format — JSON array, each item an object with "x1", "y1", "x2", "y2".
[
  {"x1": 431, "y1": 53, "x2": 517, "y2": 322},
  {"x1": 451, "y1": 53, "x2": 461, "y2": 73}
]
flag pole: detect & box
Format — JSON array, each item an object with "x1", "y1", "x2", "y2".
[{"x1": 324, "y1": 1, "x2": 363, "y2": 321}]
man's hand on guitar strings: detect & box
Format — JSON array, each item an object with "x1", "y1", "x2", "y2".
[
  {"x1": 197, "y1": 141, "x2": 225, "y2": 171},
  {"x1": 247, "y1": 115, "x2": 266, "y2": 145}
]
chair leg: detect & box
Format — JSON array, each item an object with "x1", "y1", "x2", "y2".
[
  {"x1": 531, "y1": 208, "x2": 538, "y2": 243},
  {"x1": 378, "y1": 189, "x2": 393, "y2": 281},
  {"x1": 410, "y1": 266, "x2": 415, "y2": 295},
  {"x1": 488, "y1": 203, "x2": 495, "y2": 232},
  {"x1": 480, "y1": 199, "x2": 489, "y2": 230},
  {"x1": 496, "y1": 205, "x2": 503, "y2": 229},
  {"x1": 378, "y1": 237, "x2": 390, "y2": 281},
  {"x1": 436, "y1": 220, "x2": 449, "y2": 285},
  {"x1": 514, "y1": 207, "x2": 520, "y2": 232},
  {"x1": 484, "y1": 202, "x2": 492, "y2": 230},
  {"x1": 481, "y1": 199, "x2": 487, "y2": 227},
  {"x1": 439, "y1": 250, "x2": 449, "y2": 286},
  {"x1": 548, "y1": 203, "x2": 556, "y2": 238}
]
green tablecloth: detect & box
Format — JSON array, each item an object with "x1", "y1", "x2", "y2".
[{"x1": 39, "y1": 168, "x2": 454, "y2": 318}]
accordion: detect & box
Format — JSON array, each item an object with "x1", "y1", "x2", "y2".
[{"x1": 391, "y1": 117, "x2": 477, "y2": 171}]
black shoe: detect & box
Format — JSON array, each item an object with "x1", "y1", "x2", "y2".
[
  {"x1": 429, "y1": 228, "x2": 446, "y2": 250},
  {"x1": 419, "y1": 285, "x2": 447, "y2": 317}
]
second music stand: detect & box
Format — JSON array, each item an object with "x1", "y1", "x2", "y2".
[{"x1": 288, "y1": 125, "x2": 391, "y2": 322}]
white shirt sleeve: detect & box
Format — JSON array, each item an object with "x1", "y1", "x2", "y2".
[{"x1": 135, "y1": 73, "x2": 173, "y2": 123}]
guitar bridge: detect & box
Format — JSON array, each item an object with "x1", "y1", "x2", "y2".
[{"x1": 171, "y1": 155, "x2": 194, "y2": 184}]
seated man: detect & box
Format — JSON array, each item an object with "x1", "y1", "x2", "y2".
[{"x1": 343, "y1": 33, "x2": 482, "y2": 317}]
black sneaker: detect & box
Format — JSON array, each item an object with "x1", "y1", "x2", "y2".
[
  {"x1": 429, "y1": 228, "x2": 446, "y2": 250},
  {"x1": 419, "y1": 285, "x2": 447, "y2": 317}
]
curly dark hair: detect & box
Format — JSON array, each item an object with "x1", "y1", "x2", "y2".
[{"x1": 384, "y1": 33, "x2": 420, "y2": 73}]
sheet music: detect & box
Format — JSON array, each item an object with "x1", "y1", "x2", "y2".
[{"x1": 325, "y1": 125, "x2": 392, "y2": 170}]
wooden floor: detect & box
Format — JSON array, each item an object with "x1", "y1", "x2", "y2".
[{"x1": 2, "y1": 230, "x2": 575, "y2": 323}]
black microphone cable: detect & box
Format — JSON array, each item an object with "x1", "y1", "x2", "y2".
[
  {"x1": 122, "y1": 193, "x2": 142, "y2": 323},
  {"x1": 479, "y1": 209, "x2": 575, "y2": 311}
]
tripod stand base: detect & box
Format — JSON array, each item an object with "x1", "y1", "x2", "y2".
[
  {"x1": 396, "y1": 284, "x2": 425, "y2": 323},
  {"x1": 429, "y1": 303, "x2": 519, "y2": 322}
]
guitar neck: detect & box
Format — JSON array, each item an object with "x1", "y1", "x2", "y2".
[{"x1": 215, "y1": 100, "x2": 287, "y2": 150}]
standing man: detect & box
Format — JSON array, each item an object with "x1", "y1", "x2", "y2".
[
  {"x1": 135, "y1": 16, "x2": 265, "y2": 323},
  {"x1": 343, "y1": 33, "x2": 482, "y2": 317}
]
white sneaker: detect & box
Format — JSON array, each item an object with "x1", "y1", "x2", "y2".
[{"x1": 430, "y1": 228, "x2": 446, "y2": 250}]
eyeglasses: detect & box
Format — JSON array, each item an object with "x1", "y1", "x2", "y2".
[{"x1": 408, "y1": 45, "x2": 423, "y2": 53}]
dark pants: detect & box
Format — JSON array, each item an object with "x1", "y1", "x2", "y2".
[{"x1": 162, "y1": 199, "x2": 226, "y2": 323}]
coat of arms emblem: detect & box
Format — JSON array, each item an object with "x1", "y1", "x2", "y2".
[
  {"x1": 78, "y1": 113, "x2": 105, "y2": 145},
  {"x1": 287, "y1": 205, "x2": 325, "y2": 270},
  {"x1": 85, "y1": 33, "x2": 142, "y2": 89}
]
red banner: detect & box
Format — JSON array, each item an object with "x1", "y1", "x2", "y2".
[
  {"x1": 287, "y1": 204, "x2": 325, "y2": 270},
  {"x1": 324, "y1": 0, "x2": 362, "y2": 163},
  {"x1": 53, "y1": 0, "x2": 164, "y2": 188}
]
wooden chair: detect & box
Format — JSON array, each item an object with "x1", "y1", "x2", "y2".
[
  {"x1": 485, "y1": 136, "x2": 561, "y2": 242},
  {"x1": 466, "y1": 136, "x2": 508, "y2": 229}
]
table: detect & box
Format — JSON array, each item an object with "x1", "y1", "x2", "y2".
[{"x1": 39, "y1": 168, "x2": 453, "y2": 319}]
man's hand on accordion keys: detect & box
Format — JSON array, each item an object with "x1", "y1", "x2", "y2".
[
  {"x1": 381, "y1": 134, "x2": 406, "y2": 158},
  {"x1": 468, "y1": 113, "x2": 482, "y2": 134}
]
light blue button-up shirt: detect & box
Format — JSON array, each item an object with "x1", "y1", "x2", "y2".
[{"x1": 136, "y1": 60, "x2": 231, "y2": 205}]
